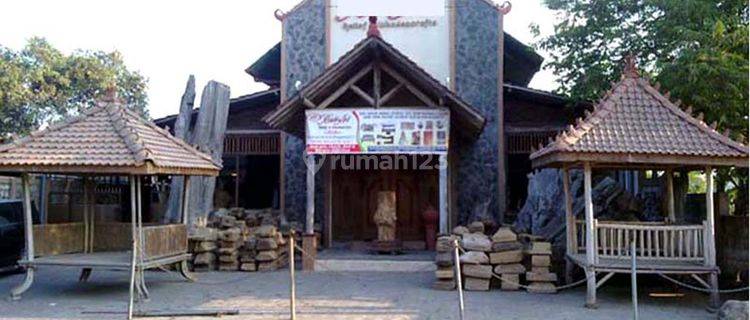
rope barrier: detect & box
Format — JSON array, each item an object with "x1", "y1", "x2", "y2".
[{"x1": 656, "y1": 274, "x2": 749, "y2": 294}]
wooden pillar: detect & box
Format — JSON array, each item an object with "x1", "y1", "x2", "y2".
[
  {"x1": 181, "y1": 176, "x2": 191, "y2": 225},
  {"x1": 303, "y1": 155, "x2": 316, "y2": 271},
  {"x1": 583, "y1": 162, "x2": 597, "y2": 308},
  {"x1": 127, "y1": 176, "x2": 138, "y2": 319},
  {"x1": 563, "y1": 167, "x2": 576, "y2": 283},
  {"x1": 496, "y1": 7, "x2": 507, "y2": 222},
  {"x1": 83, "y1": 177, "x2": 90, "y2": 253},
  {"x1": 438, "y1": 154, "x2": 448, "y2": 234},
  {"x1": 666, "y1": 168, "x2": 675, "y2": 223},
  {"x1": 10, "y1": 173, "x2": 35, "y2": 300},
  {"x1": 704, "y1": 166, "x2": 720, "y2": 309}
]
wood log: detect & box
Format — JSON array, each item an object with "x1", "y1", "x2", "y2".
[
  {"x1": 165, "y1": 75, "x2": 196, "y2": 223},
  {"x1": 188, "y1": 81, "x2": 231, "y2": 224}
]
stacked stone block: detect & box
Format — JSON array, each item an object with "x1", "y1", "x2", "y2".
[
  {"x1": 459, "y1": 222, "x2": 492, "y2": 291},
  {"x1": 189, "y1": 227, "x2": 218, "y2": 272},
  {"x1": 525, "y1": 241, "x2": 557, "y2": 294},
  {"x1": 433, "y1": 235, "x2": 457, "y2": 290},
  {"x1": 489, "y1": 227, "x2": 524, "y2": 291},
  {"x1": 255, "y1": 225, "x2": 281, "y2": 271}
]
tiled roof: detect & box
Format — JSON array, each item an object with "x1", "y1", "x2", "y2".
[
  {"x1": 530, "y1": 63, "x2": 748, "y2": 168},
  {"x1": 0, "y1": 99, "x2": 221, "y2": 175}
]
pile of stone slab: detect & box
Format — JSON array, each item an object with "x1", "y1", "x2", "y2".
[
  {"x1": 459, "y1": 222, "x2": 493, "y2": 291},
  {"x1": 254, "y1": 225, "x2": 288, "y2": 272},
  {"x1": 525, "y1": 240, "x2": 557, "y2": 293},
  {"x1": 189, "y1": 226, "x2": 218, "y2": 272},
  {"x1": 489, "y1": 227, "x2": 524, "y2": 291},
  {"x1": 433, "y1": 234, "x2": 457, "y2": 290},
  {"x1": 187, "y1": 207, "x2": 294, "y2": 272}
]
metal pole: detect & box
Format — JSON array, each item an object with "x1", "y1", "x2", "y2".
[
  {"x1": 452, "y1": 239, "x2": 465, "y2": 320},
  {"x1": 289, "y1": 231, "x2": 297, "y2": 320},
  {"x1": 630, "y1": 240, "x2": 639, "y2": 320}
]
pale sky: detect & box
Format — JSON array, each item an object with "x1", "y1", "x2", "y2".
[{"x1": 1, "y1": 0, "x2": 558, "y2": 119}]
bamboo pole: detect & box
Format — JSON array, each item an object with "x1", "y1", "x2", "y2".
[
  {"x1": 289, "y1": 231, "x2": 296, "y2": 320},
  {"x1": 584, "y1": 162, "x2": 597, "y2": 308},
  {"x1": 128, "y1": 176, "x2": 137, "y2": 320},
  {"x1": 452, "y1": 239, "x2": 465, "y2": 320}
]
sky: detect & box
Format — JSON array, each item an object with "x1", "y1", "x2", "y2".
[{"x1": 1, "y1": 0, "x2": 558, "y2": 119}]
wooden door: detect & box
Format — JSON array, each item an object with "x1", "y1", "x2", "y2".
[{"x1": 332, "y1": 155, "x2": 438, "y2": 242}]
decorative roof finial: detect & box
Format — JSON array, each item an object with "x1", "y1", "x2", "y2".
[
  {"x1": 367, "y1": 16, "x2": 381, "y2": 38},
  {"x1": 102, "y1": 85, "x2": 118, "y2": 103},
  {"x1": 623, "y1": 54, "x2": 638, "y2": 78}
]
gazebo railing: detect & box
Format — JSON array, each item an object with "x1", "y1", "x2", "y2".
[{"x1": 575, "y1": 220, "x2": 708, "y2": 263}]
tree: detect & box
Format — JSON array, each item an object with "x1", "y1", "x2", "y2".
[
  {"x1": 0, "y1": 37, "x2": 148, "y2": 137},
  {"x1": 533, "y1": 0, "x2": 748, "y2": 214}
]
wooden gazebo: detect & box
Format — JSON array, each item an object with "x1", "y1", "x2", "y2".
[
  {"x1": 0, "y1": 92, "x2": 220, "y2": 318},
  {"x1": 530, "y1": 59, "x2": 748, "y2": 309}
]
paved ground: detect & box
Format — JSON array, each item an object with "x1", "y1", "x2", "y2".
[{"x1": 0, "y1": 267, "x2": 719, "y2": 319}]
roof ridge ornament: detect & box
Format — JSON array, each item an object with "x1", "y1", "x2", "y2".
[
  {"x1": 623, "y1": 54, "x2": 639, "y2": 78},
  {"x1": 367, "y1": 16, "x2": 381, "y2": 38}
]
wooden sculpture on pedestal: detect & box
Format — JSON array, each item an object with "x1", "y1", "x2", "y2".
[{"x1": 371, "y1": 191, "x2": 401, "y2": 254}]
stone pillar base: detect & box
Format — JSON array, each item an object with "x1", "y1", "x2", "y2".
[{"x1": 302, "y1": 234, "x2": 317, "y2": 271}]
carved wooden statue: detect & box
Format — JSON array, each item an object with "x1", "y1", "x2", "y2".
[{"x1": 373, "y1": 191, "x2": 397, "y2": 242}]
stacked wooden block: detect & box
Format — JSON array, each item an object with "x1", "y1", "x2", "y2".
[
  {"x1": 525, "y1": 241, "x2": 557, "y2": 293},
  {"x1": 189, "y1": 227, "x2": 218, "y2": 272},
  {"x1": 489, "y1": 227, "x2": 524, "y2": 291},
  {"x1": 459, "y1": 222, "x2": 493, "y2": 291},
  {"x1": 433, "y1": 235, "x2": 457, "y2": 290}
]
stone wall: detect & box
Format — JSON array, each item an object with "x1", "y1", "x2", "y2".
[
  {"x1": 282, "y1": 0, "x2": 327, "y2": 222},
  {"x1": 454, "y1": 0, "x2": 501, "y2": 223}
]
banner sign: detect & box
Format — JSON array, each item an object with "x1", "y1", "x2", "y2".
[
  {"x1": 329, "y1": 0, "x2": 450, "y2": 86},
  {"x1": 305, "y1": 108, "x2": 450, "y2": 154}
]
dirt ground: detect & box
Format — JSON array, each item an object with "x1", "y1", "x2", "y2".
[{"x1": 0, "y1": 267, "x2": 718, "y2": 319}]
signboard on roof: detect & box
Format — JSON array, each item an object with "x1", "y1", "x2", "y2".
[
  {"x1": 328, "y1": 0, "x2": 450, "y2": 86},
  {"x1": 305, "y1": 108, "x2": 450, "y2": 154}
]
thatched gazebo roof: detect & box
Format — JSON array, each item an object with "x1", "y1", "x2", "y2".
[
  {"x1": 530, "y1": 58, "x2": 748, "y2": 169},
  {"x1": 0, "y1": 95, "x2": 220, "y2": 176}
]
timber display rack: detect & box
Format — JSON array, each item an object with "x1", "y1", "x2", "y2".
[{"x1": 0, "y1": 88, "x2": 220, "y2": 319}]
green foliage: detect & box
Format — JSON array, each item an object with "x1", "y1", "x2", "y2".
[
  {"x1": 0, "y1": 37, "x2": 148, "y2": 137},
  {"x1": 535, "y1": 0, "x2": 748, "y2": 141},
  {"x1": 535, "y1": 0, "x2": 749, "y2": 213}
]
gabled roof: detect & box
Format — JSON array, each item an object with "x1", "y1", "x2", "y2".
[
  {"x1": 530, "y1": 60, "x2": 748, "y2": 169},
  {"x1": 245, "y1": 43, "x2": 281, "y2": 87},
  {"x1": 263, "y1": 35, "x2": 486, "y2": 138},
  {"x1": 0, "y1": 98, "x2": 221, "y2": 176}
]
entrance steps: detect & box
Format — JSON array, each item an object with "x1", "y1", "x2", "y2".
[{"x1": 314, "y1": 248, "x2": 436, "y2": 272}]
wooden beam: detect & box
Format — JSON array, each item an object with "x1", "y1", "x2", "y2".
[
  {"x1": 317, "y1": 64, "x2": 373, "y2": 109},
  {"x1": 583, "y1": 162, "x2": 597, "y2": 308},
  {"x1": 666, "y1": 169, "x2": 675, "y2": 222},
  {"x1": 302, "y1": 97, "x2": 317, "y2": 109},
  {"x1": 350, "y1": 84, "x2": 375, "y2": 106},
  {"x1": 439, "y1": 154, "x2": 448, "y2": 234},
  {"x1": 127, "y1": 176, "x2": 137, "y2": 319},
  {"x1": 704, "y1": 166, "x2": 716, "y2": 266},
  {"x1": 380, "y1": 63, "x2": 437, "y2": 106},
  {"x1": 10, "y1": 173, "x2": 35, "y2": 300},
  {"x1": 305, "y1": 155, "x2": 315, "y2": 235},
  {"x1": 380, "y1": 83, "x2": 404, "y2": 106},
  {"x1": 563, "y1": 167, "x2": 575, "y2": 255},
  {"x1": 181, "y1": 176, "x2": 191, "y2": 225},
  {"x1": 373, "y1": 63, "x2": 382, "y2": 107}
]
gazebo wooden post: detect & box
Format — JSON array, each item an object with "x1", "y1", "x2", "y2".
[
  {"x1": 303, "y1": 154, "x2": 317, "y2": 271},
  {"x1": 704, "y1": 166, "x2": 719, "y2": 309},
  {"x1": 136, "y1": 177, "x2": 148, "y2": 298},
  {"x1": 10, "y1": 173, "x2": 35, "y2": 300},
  {"x1": 178, "y1": 176, "x2": 195, "y2": 281},
  {"x1": 563, "y1": 166, "x2": 576, "y2": 283},
  {"x1": 666, "y1": 168, "x2": 675, "y2": 222},
  {"x1": 583, "y1": 162, "x2": 597, "y2": 308},
  {"x1": 127, "y1": 175, "x2": 138, "y2": 320}
]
